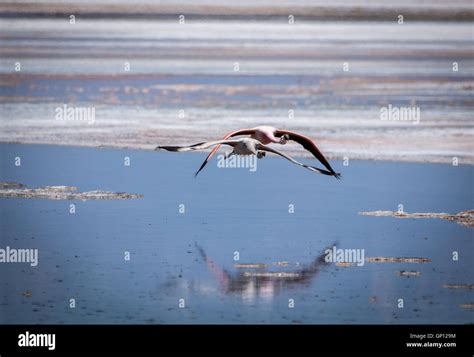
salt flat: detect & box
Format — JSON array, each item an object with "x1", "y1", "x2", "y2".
[{"x1": 0, "y1": 17, "x2": 473, "y2": 163}]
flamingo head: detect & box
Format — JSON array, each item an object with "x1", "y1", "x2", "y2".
[{"x1": 279, "y1": 134, "x2": 290, "y2": 144}]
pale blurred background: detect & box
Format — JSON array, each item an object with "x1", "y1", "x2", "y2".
[{"x1": 1, "y1": 0, "x2": 473, "y2": 163}]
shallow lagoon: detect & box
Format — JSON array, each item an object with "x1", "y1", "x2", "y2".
[{"x1": 0, "y1": 143, "x2": 472, "y2": 324}]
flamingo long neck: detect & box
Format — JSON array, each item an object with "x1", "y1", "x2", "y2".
[{"x1": 251, "y1": 127, "x2": 279, "y2": 144}]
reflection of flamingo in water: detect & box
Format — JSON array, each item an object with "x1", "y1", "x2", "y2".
[{"x1": 195, "y1": 243, "x2": 333, "y2": 301}]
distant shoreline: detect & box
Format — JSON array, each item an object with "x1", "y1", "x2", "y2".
[{"x1": 1, "y1": 2, "x2": 473, "y2": 22}]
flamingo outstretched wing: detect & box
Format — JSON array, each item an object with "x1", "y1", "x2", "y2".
[
  {"x1": 194, "y1": 128, "x2": 255, "y2": 176},
  {"x1": 274, "y1": 130, "x2": 341, "y2": 179},
  {"x1": 258, "y1": 144, "x2": 339, "y2": 176},
  {"x1": 157, "y1": 139, "x2": 242, "y2": 152}
]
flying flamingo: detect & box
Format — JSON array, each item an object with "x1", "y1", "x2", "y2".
[
  {"x1": 190, "y1": 126, "x2": 340, "y2": 178},
  {"x1": 157, "y1": 137, "x2": 341, "y2": 178}
]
